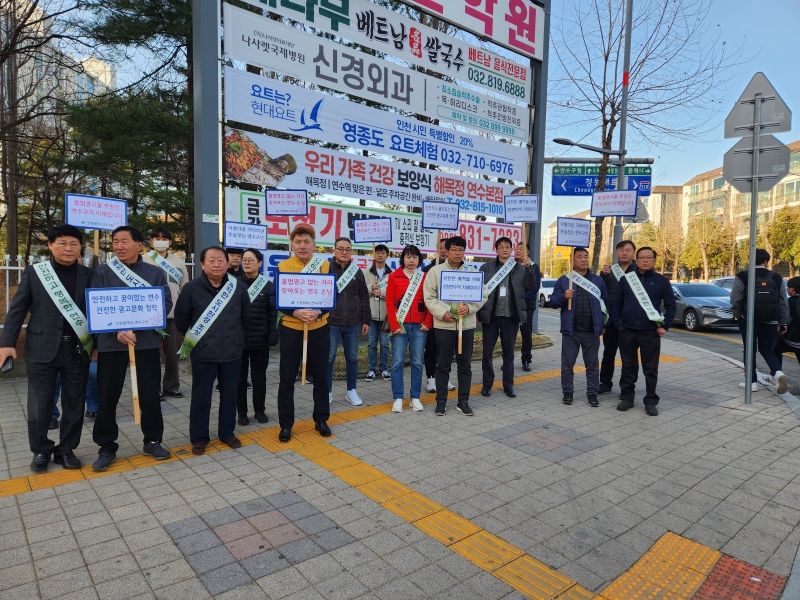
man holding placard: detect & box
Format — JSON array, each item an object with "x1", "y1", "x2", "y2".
[
  {"x1": 175, "y1": 247, "x2": 252, "y2": 454},
  {"x1": 327, "y1": 237, "x2": 371, "y2": 406},
  {"x1": 423, "y1": 239, "x2": 455, "y2": 393},
  {"x1": 363, "y1": 244, "x2": 393, "y2": 382},
  {"x1": 515, "y1": 242, "x2": 542, "y2": 372},
  {"x1": 143, "y1": 227, "x2": 189, "y2": 399},
  {"x1": 478, "y1": 237, "x2": 538, "y2": 398},
  {"x1": 611, "y1": 247, "x2": 677, "y2": 416},
  {"x1": 550, "y1": 248, "x2": 609, "y2": 407},
  {"x1": 271, "y1": 225, "x2": 332, "y2": 442},
  {"x1": 599, "y1": 240, "x2": 637, "y2": 394},
  {"x1": 423, "y1": 236, "x2": 487, "y2": 416},
  {"x1": 0, "y1": 225, "x2": 94, "y2": 472},
  {"x1": 91, "y1": 226, "x2": 173, "y2": 471}
]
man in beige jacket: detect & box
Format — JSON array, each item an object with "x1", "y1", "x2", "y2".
[
  {"x1": 423, "y1": 236, "x2": 487, "y2": 416},
  {"x1": 143, "y1": 227, "x2": 190, "y2": 399}
]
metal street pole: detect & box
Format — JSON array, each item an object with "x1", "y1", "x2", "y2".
[
  {"x1": 744, "y1": 93, "x2": 762, "y2": 405},
  {"x1": 612, "y1": 0, "x2": 634, "y2": 253},
  {"x1": 527, "y1": 0, "x2": 550, "y2": 335}
]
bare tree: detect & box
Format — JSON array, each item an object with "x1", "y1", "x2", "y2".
[{"x1": 549, "y1": 0, "x2": 744, "y2": 270}]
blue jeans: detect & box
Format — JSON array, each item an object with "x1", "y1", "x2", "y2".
[
  {"x1": 368, "y1": 320, "x2": 390, "y2": 372},
  {"x1": 328, "y1": 324, "x2": 360, "y2": 392},
  {"x1": 391, "y1": 324, "x2": 427, "y2": 399},
  {"x1": 53, "y1": 360, "x2": 98, "y2": 419}
]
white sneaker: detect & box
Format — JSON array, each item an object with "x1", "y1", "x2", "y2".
[
  {"x1": 427, "y1": 377, "x2": 436, "y2": 392},
  {"x1": 739, "y1": 382, "x2": 759, "y2": 392},
  {"x1": 365, "y1": 371, "x2": 375, "y2": 382},
  {"x1": 411, "y1": 398, "x2": 424, "y2": 412},
  {"x1": 381, "y1": 370, "x2": 391, "y2": 380},
  {"x1": 345, "y1": 389, "x2": 363, "y2": 406},
  {"x1": 329, "y1": 392, "x2": 333, "y2": 404},
  {"x1": 771, "y1": 371, "x2": 789, "y2": 394},
  {"x1": 447, "y1": 381, "x2": 456, "y2": 391},
  {"x1": 392, "y1": 399, "x2": 403, "y2": 413}
]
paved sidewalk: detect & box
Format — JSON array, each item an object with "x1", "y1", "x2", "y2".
[{"x1": 0, "y1": 322, "x2": 798, "y2": 599}]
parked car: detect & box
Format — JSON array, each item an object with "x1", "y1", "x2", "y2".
[
  {"x1": 671, "y1": 283, "x2": 736, "y2": 331},
  {"x1": 539, "y1": 279, "x2": 557, "y2": 307},
  {"x1": 710, "y1": 277, "x2": 735, "y2": 294}
]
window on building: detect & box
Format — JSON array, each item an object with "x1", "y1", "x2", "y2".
[
  {"x1": 711, "y1": 198, "x2": 724, "y2": 210},
  {"x1": 690, "y1": 184, "x2": 700, "y2": 195},
  {"x1": 786, "y1": 181, "x2": 796, "y2": 201},
  {"x1": 791, "y1": 153, "x2": 800, "y2": 175},
  {"x1": 713, "y1": 177, "x2": 725, "y2": 189}
]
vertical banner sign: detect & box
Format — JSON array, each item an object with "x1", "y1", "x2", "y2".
[
  {"x1": 65, "y1": 194, "x2": 128, "y2": 230},
  {"x1": 590, "y1": 190, "x2": 638, "y2": 218},
  {"x1": 265, "y1": 189, "x2": 309, "y2": 216},
  {"x1": 223, "y1": 221, "x2": 269, "y2": 250},
  {"x1": 556, "y1": 217, "x2": 592, "y2": 248},
  {"x1": 422, "y1": 201, "x2": 460, "y2": 231},
  {"x1": 236, "y1": 0, "x2": 532, "y2": 103},
  {"x1": 352, "y1": 218, "x2": 393, "y2": 243},
  {"x1": 503, "y1": 194, "x2": 540, "y2": 223},
  {"x1": 223, "y1": 4, "x2": 530, "y2": 141}
]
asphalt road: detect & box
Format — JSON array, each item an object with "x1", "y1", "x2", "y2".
[{"x1": 536, "y1": 305, "x2": 800, "y2": 397}]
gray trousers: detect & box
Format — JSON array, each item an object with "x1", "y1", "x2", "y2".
[{"x1": 561, "y1": 330, "x2": 600, "y2": 397}]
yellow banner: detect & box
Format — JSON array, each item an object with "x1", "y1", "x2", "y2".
[{"x1": 554, "y1": 245, "x2": 572, "y2": 261}]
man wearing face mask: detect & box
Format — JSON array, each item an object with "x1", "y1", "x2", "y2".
[{"x1": 143, "y1": 227, "x2": 190, "y2": 400}]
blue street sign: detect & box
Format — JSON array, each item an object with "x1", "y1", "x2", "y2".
[{"x1": 551, "y1": 166, "x2": 652, "y2": 197}]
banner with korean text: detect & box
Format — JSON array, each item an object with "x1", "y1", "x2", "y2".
[
  {"x1": 223, "y1": 67, "x2": 527, "y2": 180},
  {"x1": 225, "y1": 188, "x2": 522, "y2": 256},
  {"x1": 223, "y1": 221, "x2": 268, "y2": 250},
  {"x1": 556, "y1": 217, "x2": 592, "y2": 248},
  {"x1": 236, "y1": 0, "x2": 532, "y2": 103},
  {"x1": 86, "y1": 287, "x2": 166, "y2": 334},
  {"x1": 223, "y1": 4, "x2": 529, "y2": 141},
  {"x1": 65, "y1": 194, "x2": 128, "y2": 231}
]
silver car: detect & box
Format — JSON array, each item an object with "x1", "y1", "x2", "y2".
[
  {"x1": 671, "y1": 283, "x2": 736, "y2": 331},
  {"x1": 539, "y1": 279, "x2": 557, "y2": 307}
]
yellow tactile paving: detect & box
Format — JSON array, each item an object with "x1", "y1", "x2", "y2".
[
  {"x1": 81, "y1": 457, "x2": 135, "y2": 479},
  {"x1": 659, "y1": 355, "x2": 688, "y2": 364},
  {"x1": 331, "y1": 462, "x2": 385, "y2": 486},
  {"x1": 292, "y1": 441, "x2": 339, "y2": 459},
  {"x1": 309, "y1": 450, "x2": 362, "y2": 471},
  {"x1": 556, "y1": 584, "x2": 596, "y2": 600},
  {"x1": 649, "y1": 531, "x2": 721, "y2": 575},
  {"x1": 128, "y1": 452, "x2": 180, "y2": 469},
  {"x1": 0, "y1": 476, "x2": 30, "y2": 497},
  {"x1": 382, "y1": 491, "x2": 444, "y2": 522},
  {"x1": 28, "y1": 468, "x2": 85, "y2": 490},
  {"x1": 451, "y1": 529, "x2": 525, "y2": 572},
  {"x1": 415, "y1": 510, "x2": 482, "y2": 546},
  {"x1": 355, "y1": 478, "x2": 413, "y2": 504},
  {"x1": 493, "y1": 554, "x2": 575, "y2": 599}
]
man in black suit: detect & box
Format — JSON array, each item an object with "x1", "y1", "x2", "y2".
[{"x1": 0, "y1": 225, "x2": 94, "y2": 472}]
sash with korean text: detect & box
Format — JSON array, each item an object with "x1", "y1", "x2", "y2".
[
  {"x1": 336, "y1": 262, "x2": 358, "y2": 293},
  {"x1": 108, "y1": 256, "x2": 167, "y2": 336},
  {"x1": 611, "y1": 263, "x2": 626, "y2": 281},
  {"x1": 300, "y1": 256, "x2": 324, "y2": 273},
  {"x1": 624, "y1": 271, "x2": 664, "y2": 326},
  {"x1": 485, "y1": 259, "x2": 516, "y2": 295},
  {"x1": 147, "y1": 250, "x2": 183, "y2": 284},
  {"x1": 569, "y1": 271, "x2": 608, "y2": 324},
  {"x1": 33, "y1": 261, "x2": 93, "y2": 354},
  {"x1": 247, "y1": 274, "x2": 268, "y2": 303},
  {"x1": 179, "y1": 275, "x2": 238, "y2": 358}
]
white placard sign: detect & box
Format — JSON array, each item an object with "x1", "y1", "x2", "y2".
[
  {"x1": 275, "y1": 273, "x2": 337, "y2": 310},
  {"x1": 266, "y1": 189, "x2": 308, "y2": 216},
  {"x1": 422, "y1": 201, "x2": 460, "y2": 231},
  {"x1": 223, "y1": 4, "x2": 530, "y2": 141},
  {"x1": 223, "y1": 68, "x2": 527, "y2": 180},
  {"x1": 352, "y1": 218, "x2": 393, "y2": 243},
  {"x1": 224, "y1": 221, "x2": 268, "y2": 250},
  {"x1": 439, "y1": 271, "x2": 485, "y2": 303},
  {"x1": 65, "y1": 194, "x2": 128, "y2": 231},
  {"x1": 590, "y1": 190, "x2": 638, "y2": 218},
  {"x1": 556, "y1": 217, "x2": 592, "y2": 248},
  {"x1": 503, "y1": 194, "x2": 540, "y2": 223},
  {"x1": 86, "y1": 287, "x2": 166, "y2": 333},
  {"x1": 237, "y1": 0, "x2": 532, "y2": 102}
]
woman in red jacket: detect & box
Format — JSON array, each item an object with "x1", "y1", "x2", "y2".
[{"x1": 386, "y1": 245, "x2": 433, "y2": 412}]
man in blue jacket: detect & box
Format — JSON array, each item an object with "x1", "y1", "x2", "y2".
[
  {"x1": 550, "y1": 248, "x2": 608, "y2": 407},
  {"x1": 611, "y1": 247, "x2": 677, "y2": 416}
]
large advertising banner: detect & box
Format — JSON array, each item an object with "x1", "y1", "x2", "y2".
[
  {"x1": 225, "y1": 188, "x2": 523, "y2": 257},
  {"x1": 236, "y1": 0, "x2": 532, "y2": 103},
  {"x1": 223, "y1": 3, "x2": 530, "y2": 141},
  {"x1": 223, "y1": 128, "x2": 517, "y2": 217},
  {"x1": 223, "y1": 67, "x2": 528, "y2": 180},
  {"x1": 400, "y1": 0, "x2": 545, "y2": 61}
]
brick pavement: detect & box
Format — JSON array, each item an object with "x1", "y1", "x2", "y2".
[{"x1": 0, "y1": 321, "x2": 798, "y2": 598}]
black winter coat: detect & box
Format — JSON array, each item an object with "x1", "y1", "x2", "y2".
[
  {"x1": 477, "y1": 259, "x2": 537, "y2": 324},
  {"x1": 242, "y1": 275, "x2": 278, "y2": 349},
  {"x1": 174, "y1": 272, "x2": 251, "y2": 363},
  {"x1": 327, "y1": 260, "x2": 371, "y2": 328}
]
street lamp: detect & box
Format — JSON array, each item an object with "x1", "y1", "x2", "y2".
[{"x1": 552, "y1": 138, "x2": 625, "y2": 160}]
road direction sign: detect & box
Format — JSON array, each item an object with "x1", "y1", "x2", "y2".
[
  {"x1": 723, "y1": 135, "x2": 791, "y2": 193},
  {"x1": 551, "y1": 166, "x2": 651, "y2": 197},
  {"x1": 724, "y1": 72, "x2": 792, "y2": 139}
]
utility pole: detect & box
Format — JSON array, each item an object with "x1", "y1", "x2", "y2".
[{"x1": 612, "y1": 0, "x2": 634, "y2": 252}]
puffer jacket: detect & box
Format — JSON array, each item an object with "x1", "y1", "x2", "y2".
[
  {"x1": 477, "y1": 258, "x2": 537, "y2": 324},
  {"x1": 241, "y1": 275, "x2": 278, "y2": 349},
  {"x1": 386, "y1": 268, "x2": 433, "y2": 331},
  {"x1": 550, "y1": 271, "x2": 608, "y2": 337},
  {"x1": 327, "y1": 259, "x2": 371, "y2": 328}
]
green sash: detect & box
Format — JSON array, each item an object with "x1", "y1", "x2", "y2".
[
  {"x1": 485, "y1": 259, "x2": 516, "y2": 295},
  {"x1": 624, "y1": 271, "x2": 664, "y2": 326},
  {"x1": 247, "y1": 274, "x2": 268, "y2": 303},
  {"x1": 33, "y1": 262, "x2": 94, "y2": 354},
  {"x1": 337, "y1": 262, "x2": 358, "y2": 293},
  {"x1": 146, "y1": 250, "x2": 183, "y2": 283},
  {"x1": 569, "y1": 271, "x2": 608, "y2": 324},
  {"x1": 178, "y1": 275, "x2": 238, "y2": 358}
]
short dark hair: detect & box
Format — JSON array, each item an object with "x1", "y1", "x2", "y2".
[
  {"x1": 48, "y1": 224, "x2": 83, "y2": 245},
  {"x1": 495, "y1": 236, "x2": 513, "y2": 250},
  {"x1": 445, "y1": 236, "x2": 467, "y2": 250},
  {"x1": 516, "y1": 242, "x2": 530, "y2": 251},
  {"x1": 636, "y1": 246, "x2": 657, "y2": 259},
  {"x1": 149, "y1": 227, "x2": 172, "y2": 240},
  {"x1": 374, "y1": 244, "x2": 389, "y2": 253},
  {"x1": 755, "y1": 249, "x2": 771, "y2": 265},
  {"x1": 243, "y1": 248, "x2": 263, "y2": 262},
  {"x1": 334, "y1": 237, "x2": 352, "y2": 247},
  {"x1": 225, "y1": 247, "x2": 244, "y2": 255},
  {"x1": 788, "y1": 277, "x2": 800, "y2": 291},
  {"x1": 573, "y1": 247, "x2": 589, "y2": 257},
  {"x1": 111, "y1": 225, "x2": 143, "y2": 243},
  {"x1": 617, "y1": 240, "x2": 636, "y2": 251},
  {"x1": 200, "y1": 246, "x2": 228, "y2": 263},
  {"x1": 400, "y1": 245, "x2": 422, "y2": 269}
]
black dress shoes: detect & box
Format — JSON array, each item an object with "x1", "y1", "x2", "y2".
[
  {"x1": 315, "y1": 421, "x2": 332, "y2": 437},
  {"x1": 48, "y1": 419, "x2": 58, "y2": 430},
  {"x1": 30, "y1": 453, "x2": 49, "y2": 473},
  {"x1": 480, "y1": 385, "x2": 491, "y2": 397},
  {"x1": 522, "y1": 361, "x2": 531, "y2": 372},
  {"x1": 504, "y1": 387, "x2": 516, "y2": 398},
  {"x1": 54, "y1": 451, "x2": 81, "y2": 470},
  {"x1": 279, "y1": 428, "x2": 292, "y2": 442},
  {"x1": 164, "y1": 390, "x2": 183, "y2": 398}
]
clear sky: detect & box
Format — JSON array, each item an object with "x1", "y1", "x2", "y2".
[{"x1": 539, "y1": 0, "x2": 800, "y2": 229}]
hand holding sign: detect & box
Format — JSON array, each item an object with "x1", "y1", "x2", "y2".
[
  {"x1": 352, "y1": 218, "x2": 393, "y2": 244},
  {"x1": 422, "y1": 201, "x2": 460, "y2": 231},
  {"x1": 556, "y1": 217, "x2": 592, "y2": 310}
]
